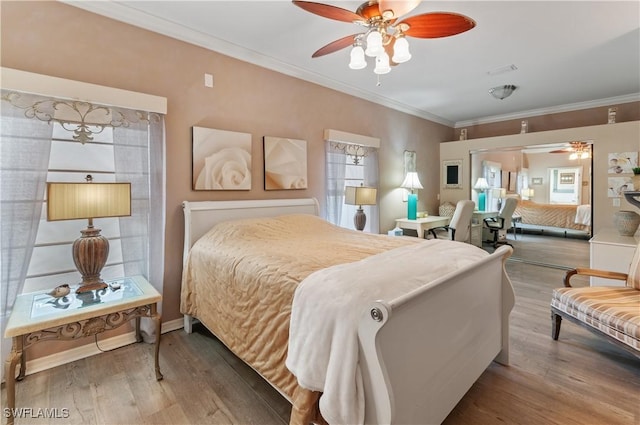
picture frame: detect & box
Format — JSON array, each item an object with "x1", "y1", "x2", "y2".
[
  {"x1": 608, "y1": 152, "x2": 639, "y2": 174},
  {"x1": 263, "y1": 136, "x2": 308, "y2": 190},
  {"x1": 442, "y1": 159, "x2": 463, "y2": 189},
  {"x1": 531, "y1": 177, "x2": 543, "y2": 185},
  {"x1": 192, "y1": 126, "x2": 252, "y2": 191},
  {"x1": 404, "y1": 150, "x2": 417, "y2": 174}
]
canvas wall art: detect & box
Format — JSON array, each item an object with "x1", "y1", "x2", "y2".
[
  {"x1": 192, "y1": 126, "x2": 252, "y2": 190},
  {"x1": 608, "y1": 176, "x2": 633, "y2": 197},
  {"x1": 263, "y1": 136, "x2": 307, "y2": 190},
  {"x1": 608, "y1": 152, "x2": 638, "y2": 174}
]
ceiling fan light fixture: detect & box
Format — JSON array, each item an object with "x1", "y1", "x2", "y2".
[
  {"x1": 374, "y1": 52, "x2": 391, "y2": 74},
  {"x1": 392, "y1": 36, "x2": 411, "y2": 63},
  {"x1": 489, "y1": 84, "x2": 517, "y2": 100},
  {"x1": 349, "y1": 45, "x2": 367, "y2": 69},
  {"x1": 365, "y1": 30, "x2": 383, "y2": 57}
]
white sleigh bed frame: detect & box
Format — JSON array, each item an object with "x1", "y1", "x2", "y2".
[{"x1": 182, "y1": 198, "x2": 515, "y2": 425}]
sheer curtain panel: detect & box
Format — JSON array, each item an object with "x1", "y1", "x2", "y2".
[{"x1": 1, "y1": 92, "x2": 54, "y2": 382}]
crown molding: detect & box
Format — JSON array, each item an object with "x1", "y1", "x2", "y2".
[
  {"x1": 59, "y1": 2, "x2": 639, "y2": 130},
  {"x1": 454, "y1": 93, "x2": 640, "y2": 128}
]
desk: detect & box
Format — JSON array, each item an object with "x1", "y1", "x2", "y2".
[
  {"x1": 4, "y1": 275, "x2": 163, "y2": 425},
  {"x1": 395, "y1": 216, "x2": 450, "y2": 238}
]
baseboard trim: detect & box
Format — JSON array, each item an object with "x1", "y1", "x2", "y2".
[{"x1": 22, "y1": 317, "x2": 184, "y2": 377}]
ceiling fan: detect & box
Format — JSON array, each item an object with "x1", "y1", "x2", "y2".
[
  {"x1": 550, "y1": 141, "x2": 591, "y2": 159},
  {"x1": 292, "y1": 0, "x2": 476, "y2": 75}
]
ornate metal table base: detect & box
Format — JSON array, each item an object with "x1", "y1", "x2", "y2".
[{"x1": 4, "y1": 304, "x2": 162, "y2": 425}]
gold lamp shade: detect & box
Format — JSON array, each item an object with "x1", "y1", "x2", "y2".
[
  {"x1": 47, "y1": 180, "x2": 131, "y2": 293},
  {"x1": 47, "y1": 182, "x2": 131, "y2": 221}
]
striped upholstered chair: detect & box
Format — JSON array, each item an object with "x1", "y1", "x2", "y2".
[{"x1": 551, "y1": 241, "x2": 640, "y2": 357}]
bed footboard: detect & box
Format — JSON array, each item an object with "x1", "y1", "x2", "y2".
[{"x1": 358, "y1": 246, "x2": 514, "y2": 424}]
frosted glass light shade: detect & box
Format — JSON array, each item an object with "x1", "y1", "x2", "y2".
[
  {"x1": 374, "y1": 52, "x2": 391, "y2": 74},
  {"x1": 365, "y1": 31, "x2": 383, "y2": 57},
  {"x1": 392, "y1": 37, "x2": 411, "y2": 63},
  {"x1": 349, "y1": 46, "x2": 367, "y2": 70}
]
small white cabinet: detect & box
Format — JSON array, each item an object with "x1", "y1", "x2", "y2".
[{"x1": 589, "y1": 229, "x2": 639, "y2": 286}]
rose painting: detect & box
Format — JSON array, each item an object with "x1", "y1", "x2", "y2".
[
  {"x1": 192, "y1": 127, "x2": 252, "y2": 190},
  {"x1": 263, "y1": 136, "x2": 308, "y2": 190}
]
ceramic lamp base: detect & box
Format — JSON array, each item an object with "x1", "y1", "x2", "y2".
[
  {"x1": 407, "y1": 193, "x2": 418, "y2": 220},
  {"x1": 354, "y1": 208, "x2": 367, "y2": 231},
  {"x1": 478, "y1": 192, "x2": 486, "y2": 212},
  {"x1": 73, "y1": 226, "x2": 109, "y2": 293}
]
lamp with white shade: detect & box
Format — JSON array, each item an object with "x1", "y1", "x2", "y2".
[
  {"x1": 474, "y1": 178, "x2": 490, "y2": 211},
  {"x1": 401, "y1": 172, "x2": 423, "y2": 220},
  {"x1": 47, "y1": 175, "x2": 131, "y2": 293},
  {"x1": 344, "y1": 185, "x2": 377, "y2": 231}
]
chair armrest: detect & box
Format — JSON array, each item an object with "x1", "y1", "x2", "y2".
[
  {"x1": 427, "y1": 225, "x2": 449, "y2": 239},
  {"x1": 563, "y1": 268, "x2": 629, "y2": 287},
  {"x1": 483, "y1": 217, "x2": 504, "y2": 228}
]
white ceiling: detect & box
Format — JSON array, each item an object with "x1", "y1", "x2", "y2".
[{"x1": 68, "y1": 1, "x2": 640, "y2": 127}]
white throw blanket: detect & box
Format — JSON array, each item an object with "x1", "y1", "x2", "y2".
[
  {"x1": 575, "y1": 204, "x2": 591, "y2": 225},
  {"x1": 286, "y1": 239, "x2": 489, "y2": 425}
]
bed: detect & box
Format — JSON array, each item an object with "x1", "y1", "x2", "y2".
[
  {"x1": 181, "y1": 198, "x2": 515, "y2": 425},
  {"x1": 514, "y1": 200, "x2": 591, "y2": 236}
]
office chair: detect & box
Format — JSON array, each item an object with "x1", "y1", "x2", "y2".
[
  {"x1": 428, "y1": 200, "x2": 475, "y2": 242},
  {"x1": 483, "y1": 197, "x2": 518, "y2": 248}
]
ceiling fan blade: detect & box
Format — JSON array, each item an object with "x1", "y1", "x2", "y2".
[
  {"x1": 378, "y1": 0, "x2": 421, "y2": 19},
  {"x1": 293, "y1": 1, "x2": 364, "y2": 24},
  {"x1": 401, "y1": 12, "x2": 476, "y2": 38},
  {"x1": 312, "y1": 34, "x2": 359, "y2": 58}
]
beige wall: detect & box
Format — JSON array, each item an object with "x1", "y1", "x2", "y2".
[
  {"x1": 0, "y1": 1, "x2": 452, "y2": 336},
  {"x1": 440, "y1": 121, "x2": 640, "y2": 233}
]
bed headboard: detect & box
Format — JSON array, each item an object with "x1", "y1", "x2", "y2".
[{"x1": 182, "y1": 198, "x2": 319, "y2": 265}]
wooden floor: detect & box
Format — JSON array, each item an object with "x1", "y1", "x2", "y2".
[{"x1": 3, "y1": 234, "x2": 639, "y2": 425}]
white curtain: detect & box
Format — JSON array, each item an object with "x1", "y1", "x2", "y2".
[
  {"x1": 325, "y1": 141, "x2": 380, "y2": 233},
  {"x1": 1, "y1": 92, "x2": 54, "y2": 381},
  {"x1": 325, "y1": 142, "x2": 347, "y2": 225},
  {"x1": 113, "y1": 112, "x2": 165, "y2": 342}
]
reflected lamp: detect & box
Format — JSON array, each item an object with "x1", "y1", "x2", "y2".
[
  {"x1": 401, "y1": 172, "x2": 423, "y2": 220},
  {"x1": 492, "y1": 187, "x2": 507, "y2": 210},
  {"x1": 47, "y1": 176, "x2": 131, "y2": 293},
  {"x1": 474, "y1": 178, "x2": 490, "y2": 211},
  {"x1": 344, "y1": 185, "x2": 377, "y2": 231}
]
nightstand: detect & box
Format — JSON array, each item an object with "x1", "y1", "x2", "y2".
[{"x1": 3, "y1": 275, "x2": 162, "y2": 425}]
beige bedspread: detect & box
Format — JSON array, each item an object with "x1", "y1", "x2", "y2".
[
  {"x1": 514, "y1": 200, "x2": 589, "y2": 231},
  {"x1": 180, "y1": 214, "x2": 421, "y2": 424}
]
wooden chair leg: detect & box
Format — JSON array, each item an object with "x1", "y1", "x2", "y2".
[{"x1": 551, "y1": 312, "x2": 562, "y2": 340}]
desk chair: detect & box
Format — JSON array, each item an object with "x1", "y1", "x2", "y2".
[
  {"x1": 428, "y1": 200, "x2": 475, "y2": 242},
  {"x1": 483, "y1": 197, "x2": 518, "y2": 248}
]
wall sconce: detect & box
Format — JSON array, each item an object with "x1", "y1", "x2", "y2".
[
  {"x1": 344, "y1": 185, "x2": 377, "y2": 231},
  {"x1": 47, "y1": 176, "x2": 131, "y2": 293},
  {"x1": 474, "y1": 177, "x2": 490, "y2": 211},
  {"x1": 401, "y1": 172, "x2": 423, "y2": 220}
]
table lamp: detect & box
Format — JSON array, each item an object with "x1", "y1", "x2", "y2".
[
  {"x1": 47, "y1": 175, "x2": 131, "y2": 293},
  {"x1": 401, "y1": 172, "x2": 423, "y2": 220},
  {"x1": 522, "y1": 187, "x2": 535, "y2": 200},
  {"x1": 344, "y1": 185, "x2": 377, "y2": 231},
  {"x1": 474, "y1": 178, "x2": 490, "y2": 211},
  {"x1": 492, "y1": 187, "x2": 507, "y2": 210}
]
